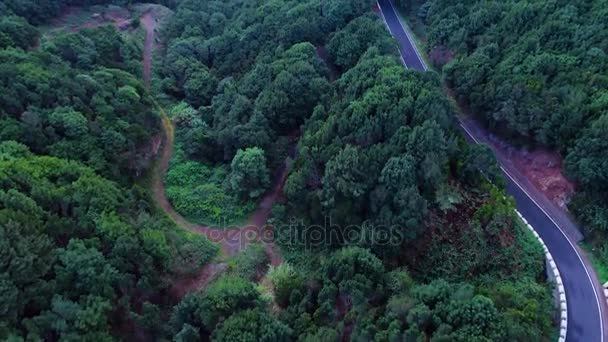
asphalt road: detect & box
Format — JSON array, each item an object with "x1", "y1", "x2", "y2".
[
  {"x1": 377, "y1": 0, "x2": 606, "y2": 340},
  {"x1": 377, "y1": 0, "x2": 426, "y2": 71}
]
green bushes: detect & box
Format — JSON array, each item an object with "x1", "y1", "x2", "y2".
[
  {"x1": 228, "y1": 244, "x2": 269, "y2": 281},
  {"x1": 212, "y1": 308, "x2": 293, "y2": 342},
  {"x1": 0, "y1": 153, "x2": 217, "y2": 340},
  {"x1": 170, "y1": 274, "x2": 292, "y2": 341},
  {"x1": 414, "y1": 188, "x2": 545, "y2": 282},
  {"x1": 165, "y1": 146, "x2": 256, "y2": 226},
  {"x1": 267, "y1": 263, "x2": 302, "y2": 307},
  {"x1": 228, "y1": 147, "x2": 270, "y2": 200},
  {"x1": 418, "y1": 0, "x2": 608, "y2": 264},
  {"x1": 171, "y1": 232, "x2": 219, "y2": 276}
]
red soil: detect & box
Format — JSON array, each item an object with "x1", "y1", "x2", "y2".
[
  {"x1": 336, "y1": 294, "x2": 354, "y2": 341},
  {"x1": 484, "y1": 132, "x2": 575, "y2": 210},
  {"x1": 53, "y1": 6, "x2": 132, "y2": 33},
  {"x1": 428, "y1": 45, "x2": 454, "y2": 67},
  {"x1": 449, "y1": 87, "x2": 576, "y2": 211}
]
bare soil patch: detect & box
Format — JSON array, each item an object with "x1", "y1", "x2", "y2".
[
  {"x1": 485, "y1": 132, "x2": 575, "y2": 210},
  {"x1": 51, "y1": 5, "x2": 133, "y2": 32},
  {"x1": 447, "y1": 87, "x2": 576, "y2": 210},
  {"x1": 140, "y1": 11, "x2": 157, "y2": 85}
]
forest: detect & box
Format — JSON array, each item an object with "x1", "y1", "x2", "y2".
[
  {"x1": 402, "y1": 0, "x2": 608, "y2": 269},
  {"x1": 1, "y1": 0, "x2": 557, "y2": 341}
]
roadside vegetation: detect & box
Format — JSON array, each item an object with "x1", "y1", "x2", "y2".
[
  {"x1": 1, "y1": 0, "x2": 557, "y2": 340},
  {"x1": 155, "y1": 0, "x2": 554, "y2": 341},
  {"x1": 398, "y1": 0, "x2": 608, "y2": 275}
]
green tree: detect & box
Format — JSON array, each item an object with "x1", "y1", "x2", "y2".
[
  {"x1": 55, "y1": 239, "x2": 119, "y2": 299},
  {"x1": 327, "y1": 14, "x2": 395, "y2": 70},
  {"x1": 565, "y1": 114, "x2": 608, "y2": 187},
  {"x1": 267, "y1": 263, "x2": 302, "y2": 307},
  {"x1": 460, "y1": 143, "x2": 504, "y2": 187},
  {"x1": 0, "y1": 15, "x2": 38, "y2": 49},
  {"x1": 228, "y1": 147, "x2": 270, "y2": 200},
  {"x1": 184, "y1": 66, "x2": 218, "y2": 107},
  {"x1": 200, "y1": 276, "x2": 260, "y2": 327},
  {"x1": 212, "y1": 308, "x2": 293, "y2": 342},
  {"x1": 170, "y1": 291, "x2": 207, "y2": 337},
  {"x1": 27, "y1": 295, "x2": 113, "y2": 341},
  {"x1": 322, "y1": 247, "x2": 385, "y2": 306},
  {"x1": 48, "y1": 107, "x2": 88, "y2": 138}
]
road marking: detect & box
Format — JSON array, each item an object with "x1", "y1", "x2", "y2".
[
  {"x1": 400, "y1": 55, "x2": 407, "y2": 68},
  {"x1": 460, "y1": 118, "x2": 603, "y2": 341},
  {"x1": 501, "y1": 166, "x2": 604, "y2": 342},
  {"x1": 377, "y1": 1, "x2": 390, "y2": 31},
  {"x1": 377, "y1": 1, "x2": 408, "y2": 70},
  {"x1": 458, "y1": 121, "x2": 480, "y2": 144},
  {"x1": 460, "y1": 119, "x2": 603, "y2": 341},
  {"x1": 384, "y1": 0, "x2": 428, "y2": 71},
  {"x1": 382, "y1": 1, "x2": 606, "y2": 339}
]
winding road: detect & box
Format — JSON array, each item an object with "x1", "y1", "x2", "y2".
[{"x1": 377, "y1": 0, "x2": 607, "y2": 341}]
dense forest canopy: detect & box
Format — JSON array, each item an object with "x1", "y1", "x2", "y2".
[
  {"x1": 157, "y1": 0, "x2": 554, "y2": 340},
  {"x1": 0, "y1": 1, "x2": 217, "y2": 340},
  {"x1": 410, "y1": 0, "x2": 608, "y2": 268},
  {"x1": 1, "y1": 0, "x2": 557, "y2": 340}
]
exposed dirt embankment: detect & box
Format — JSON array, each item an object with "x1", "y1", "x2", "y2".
[
  {"x1": 464, "y1": 116, "x2": 575, "y2": 210},
  {"x1": 448, "y1": 88, "x2": 575, "y2": 211},
  {"x1": 490, "y1": 138, "x2": 575, "y2": 210}
]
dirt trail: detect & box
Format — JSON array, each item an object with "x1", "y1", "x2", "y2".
[
  {"x1": 141, "y1": 12, "x2": 155, "y2": 86},
  {"x1": 141, "y1": 11, "x2": 286, "y2": 296}
]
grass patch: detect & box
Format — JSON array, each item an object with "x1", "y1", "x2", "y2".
[
  {"x1": 167, "y1": 226, "x2": 219, "y2": 276},
  {"x1": 165, "y1": 144, "x2": 256, "y2": 227},
  {"x1": 580, "y1": 242, "x2": 608, "y2": 284},
  {"x1": 228, "y1": 244, "x2": 269, "y2": 281}
]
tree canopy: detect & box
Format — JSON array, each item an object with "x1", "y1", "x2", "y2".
[
  {"x1": 1, "y1": 0, "x2": 557, "y2": 340},
  {"x1": 413, "y1": 0, "x2": 608, "y2": 275}
]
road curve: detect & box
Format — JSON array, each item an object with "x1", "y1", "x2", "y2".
[{"x1": 377, "y1": 0, "x2": 606, "y2": 341}]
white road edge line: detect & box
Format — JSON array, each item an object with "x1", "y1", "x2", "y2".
[
  {"x1": 515, "y1": 209, "x2": 567, "y2": 342},
  {"x1": 377, "y1": 1, "x2": 408, "y2": 70},
  {"x1": 459, "y1": 122, "x2": 480, "y2": 144},
  {"x1": 462, "y1": 118, "x2": 603, "y2": 341},
  {"x1": 385, "y1": 0, "x2": 428, "y2": 71},
  {"x1": 383, "y1": 1, "x2": 605, "y2": 340},
  {"x1": 501, "y1": 165, "x2": 603, "y2": 342}
]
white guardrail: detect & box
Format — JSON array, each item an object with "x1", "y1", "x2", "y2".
[
  {"x1": 515, "y1": 210, "x2": 567, "y2": 342},
  {"x1": 376, "y1": 1, "x2": 569, "y2": 339}
]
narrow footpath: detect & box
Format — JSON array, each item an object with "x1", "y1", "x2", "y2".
[{"x1": 140, "y1": 11, "x2": 285, "y2": 298}]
